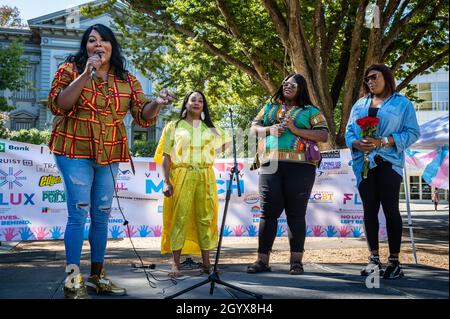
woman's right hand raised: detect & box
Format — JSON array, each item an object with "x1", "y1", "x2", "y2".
[
  {"x1": 163, "y1": 181, "x2": 174, "y2": 197},
  {"x1": 84, "y1": 54, "x2": 103, "y2": 75},
  {"x1": 269, "y1": 124, "x2": 285, "y2": 138}
]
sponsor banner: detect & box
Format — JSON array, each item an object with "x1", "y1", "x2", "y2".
[{"x1": 0, "y1": 139, "x2": 386, "y2": 241}]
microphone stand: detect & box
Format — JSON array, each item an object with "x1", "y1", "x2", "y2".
[{"x1": 165, "y1": 107, "x2": 262, "y2": 299}]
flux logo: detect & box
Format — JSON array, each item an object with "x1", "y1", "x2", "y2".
[
  {"x1": 343, "y1": 193, "x2": 362, "y2": 205},
  {"x1": 0, "y1": 167, "x2": 26, "y2": 189},
  {"x1": 0, "y1": 193, "x2": 35, "y2": 205}
]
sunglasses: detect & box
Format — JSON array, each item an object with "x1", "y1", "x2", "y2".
[
  {"x1": 364, "y1": 73, "x2": 380, "y2": 83},
  {"x1": 282, "y1": 81, "x2": 298, "y2": 89}
]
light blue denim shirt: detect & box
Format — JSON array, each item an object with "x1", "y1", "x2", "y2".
[{"x1": 345, "y1": 92, "x2": 420, "y2": 187}]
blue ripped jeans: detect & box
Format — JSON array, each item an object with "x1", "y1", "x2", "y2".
[{"x1": 54, "y1": 155, "x2": 119, "y2": 266}]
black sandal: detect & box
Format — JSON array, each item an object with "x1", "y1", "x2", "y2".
[
  {"x1": 289, "y1": 263, "x2": 304, "y2": 275},
  {"x1": 247, "y1": 260, "x2": 271, "y2": 274}
]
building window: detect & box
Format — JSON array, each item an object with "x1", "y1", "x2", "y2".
[
  {"x1": 10, "y1": 111, "x2": 36, "y2": 130},
  {"x1": 400, "y1": 175, "x2": 446, "y2": 202},
  {"x1": 437, "y1": 188, "x2": 449, "y2": 202},
  {"x1": 133, "y1": 124, "x2": 156, "y2": 143},
  {"x1": 12, "y1": 65, "x2": 35, "y2": 101},
  {"x1": 400, "y1": 176, "x2": 421, "y2": 200},
  {"x1": 12, "y1": 118, "x2": 35, "y2": 130},
  {"x1": 409, "y1": 175, "x2": 420, "y2": 200},
  {"x1": 414, "y1": 82, "x2": 449, "y2": 112},
  {"x1": 431, "y1": 82, "x2": 449, "y2": 111},
  {"x1": 421, "y1": 177, "x2": 432, "y2": 200}
]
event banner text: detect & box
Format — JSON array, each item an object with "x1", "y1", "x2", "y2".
[{"x1": 0, "y1": 139, "x2": 386, "y2": 241}]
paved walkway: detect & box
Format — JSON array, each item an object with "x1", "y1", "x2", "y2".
[
  {"x1": 0, "y1": 261, "x2": 447, "y2": 299},
  {"x1": 0, "y1": 203, "x2": 447, "y2": 299}
]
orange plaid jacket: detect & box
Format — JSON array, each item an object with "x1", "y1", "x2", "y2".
[{"x1": 48, "y1": 62, "x2": 156, "y2": 164}]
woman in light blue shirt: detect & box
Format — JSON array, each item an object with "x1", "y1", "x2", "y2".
[{"x1": 345, "y1": 64, "x2": 420, "y2": 280}]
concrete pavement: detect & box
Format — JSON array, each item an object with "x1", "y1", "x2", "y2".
[{"x1": 0, "y1": 202, "x2": 447, "y2": 299}]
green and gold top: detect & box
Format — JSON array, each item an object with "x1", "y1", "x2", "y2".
[{"x1": 252, "y1": 101, "x2": 329, "y2": 165}]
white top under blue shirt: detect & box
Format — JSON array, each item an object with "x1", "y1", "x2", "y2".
[{"x1": 345, "y1": 92, "x2": 421, "y2": 187}]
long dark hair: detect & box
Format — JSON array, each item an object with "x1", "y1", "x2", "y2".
[
  {"x1": 271, "y1": 73, "x2": 313, "y2": 108},
  {"x1": 65, "y1": 24, "x2": 128, "y2": 80},
  {"x1": 177, "y1": 91, "x2": 216, "y2": 129},
  {"x1": 362, "y1": 63, "x2": 396, "y2": 97}
]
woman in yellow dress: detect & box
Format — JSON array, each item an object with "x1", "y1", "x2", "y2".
[{"x1": 154, "y1": 91, "x2": 230, "y2": 277}]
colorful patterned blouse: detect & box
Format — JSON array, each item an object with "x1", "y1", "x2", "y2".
[
  {"x1": 252, "y1": 101, "x2": 329, "y2": 165},
  {"x1": 47, "y1": 62, "x2": 156, "y2": 164}
]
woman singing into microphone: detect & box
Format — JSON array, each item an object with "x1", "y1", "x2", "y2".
[{"x1": 48, "y1": 23, "x2": 174, "y2": 299}]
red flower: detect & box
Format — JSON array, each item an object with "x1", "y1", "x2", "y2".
[
  {"x1": 356, "y1": 116, "x2": 379, "y2": 130},
  {"x1": 356, "y1": 115, "x2": 380, "y2": 180}
]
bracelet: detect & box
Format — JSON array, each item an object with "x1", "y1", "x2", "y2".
[{"x1": 382, "y1": 137, "x2": 390, "y2": 147}]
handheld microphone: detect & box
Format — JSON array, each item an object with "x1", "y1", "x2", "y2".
[{"x1": 90, "y1": 52, "x2": 102, "y2": 80}]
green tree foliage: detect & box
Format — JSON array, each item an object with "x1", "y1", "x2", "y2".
[
  {"x1": 82, "y1": 1, "x2": 268, "y2": 132},
  {"x1": 83, "y1": 0, "x2": 448, "y2": 147},
  {"x1": 130, "y1": 139, "x2": 158, "y2": 157},
  {"x1": 0, "y1": 41, "x2": 27, "y2": 112},
  {"x1": 0, "y1": 40, "x2": 28, "y2": 135}
]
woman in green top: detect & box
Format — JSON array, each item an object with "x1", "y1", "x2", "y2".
[{"x1": 247, "y1": 74, "x2": 329, "y2": 275}]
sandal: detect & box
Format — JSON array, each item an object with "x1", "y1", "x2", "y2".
[
  {"x1": 247, "y1": 260, "x2": 271, "y2": 274},
  {"x1": 289, "y1": 262, "x2": 304, "y2": 275},
  {"x1": 168, "y1": 265, "x2": 182, "y2": 278}
]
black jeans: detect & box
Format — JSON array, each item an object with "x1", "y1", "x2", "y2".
[
  {"x1": 258, "y1": 161, "x2": 316, "y2": 254},
  {"x1": 358, "y1": 156, "x2": 403, "y2": 254}
]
